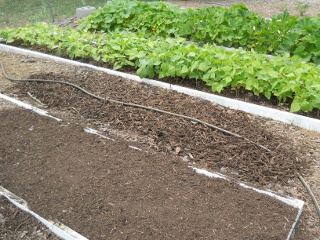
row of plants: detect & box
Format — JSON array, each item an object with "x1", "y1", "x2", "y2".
[
  {"x1": 79, "y1": 0, "x2": 320, "y2": 65},
  {"x1": 1, "y1": 23, "x2": 320, "y2": 113}
]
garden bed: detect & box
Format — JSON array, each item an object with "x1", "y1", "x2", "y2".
[{"x1": 0, "y1": 50, "x2": 320, "y2": 239}]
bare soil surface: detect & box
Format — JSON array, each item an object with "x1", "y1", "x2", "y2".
[{"x1": 0, "y1": 107, "x2": 301, "y2": 239}]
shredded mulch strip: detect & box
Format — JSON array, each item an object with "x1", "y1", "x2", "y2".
[{"x1": 7, "y1": 69, "x2": 311, "y2": 186}]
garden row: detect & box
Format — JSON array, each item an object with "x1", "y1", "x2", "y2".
[
  {"x1": 1, "y1": 23, "x2": 320, "y2": 113},
  {"x1": 79, "y1": 0, "x2": 320, "y2": 65}
]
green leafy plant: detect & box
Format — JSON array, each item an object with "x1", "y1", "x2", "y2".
[
  {"x1": 1, "y1": 23, "x2": 320, "y2": 113},
  {"x1": 276, "y1": 17, "x2": 320, "y2": 65},
  {"x1": 78, "y1": 0, "x2": 320, "y2": 65}
]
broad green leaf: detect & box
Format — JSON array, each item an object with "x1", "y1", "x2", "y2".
[
  {"x1": 290, "y1": 99, "x2": 301, "y2": 112},
  {"x1": 211, "y1": 83, "x2": 224, "y2": 93},
  {"x1": 111, "y1": 45, "x2": 121, "y2": 51},
  {"x1": 137, "y1": 65, "x2": 155, "y2": 78},
  {"x1": 264, "y1": 91, "x2": 272, "y2": 100},
  {"x1": 300, "y1": 100, "x2": 313, "y2": 112},
  {"x1": 198, "y1": 62, "x2": 210, "y2": 72},
  {"x1": 181, "y1": 65, "x2": 189, "y2": 74}
]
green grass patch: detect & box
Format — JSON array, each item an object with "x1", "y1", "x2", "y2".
[{"x1": 0, "y1": 0, "x2": 108, "y2": 28}]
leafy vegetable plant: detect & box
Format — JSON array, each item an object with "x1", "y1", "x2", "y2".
[
  {"x1": 1, "y1": 23, "x2": 320, "y2": 113},
  {"x1": 79, "y1": 0, "x2": 320, "y2": 65}
]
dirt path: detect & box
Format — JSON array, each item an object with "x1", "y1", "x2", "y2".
[
  {"x1": 0, "y1": 50, "x2": 319, "y2": 239},
  {"x1": 170, "y1": 0, "x2": 320, "y2": 18}
]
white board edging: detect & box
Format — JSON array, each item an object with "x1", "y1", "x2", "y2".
[
  {"x1": 128, "y1": 145, "x2": 142, "y2": 151},
  {"x1": 0, "y1": 44, "x2": 142, "y2": 82},
  {"x1": 1, "y1": 44, "x2": 320, "y2": 133},
  {"x1": 84, "y1": 128, "x2": 144, "y2": 151},
  {"x1": 0, "y1": 93, "x2": 61, "y2": 121},
  {"x1": 0, "y1": 186, "x2": 88, "y2": 240},
  {"x1": 190, "y1": 167, "x2": 304, "y2": 240},
  {"x1": 84, "y1": 127, "x2": 115, "y2": 141},
  {"x1": 191, "y1": 167, "x2": 228, "y2": 180}
]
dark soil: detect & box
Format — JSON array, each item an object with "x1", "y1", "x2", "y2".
[{"x1": 0, "y1": 108, "x2": 300, "y2": 239}]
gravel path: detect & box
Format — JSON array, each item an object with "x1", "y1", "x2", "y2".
[{"x1": 171, "y1": 0, "x2": 320, "y2": 18}]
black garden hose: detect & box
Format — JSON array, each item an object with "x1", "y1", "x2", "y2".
[{"x1": 296, "y1": 172, "x2": 320, "y2": 220}]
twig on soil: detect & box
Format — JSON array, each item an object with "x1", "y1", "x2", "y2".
[
  {"x1": 27, "y1": 92, "x2": 47, "y2": 106},
  {"x1": 71, "y1": 107, "x2": 81, "y2": 115},
  {"x1": 296, "y1": 171, "x2": 320, "y2": 220},
  {"x1": 16, "y1": 219, "x2": 28, "y2": 230}
]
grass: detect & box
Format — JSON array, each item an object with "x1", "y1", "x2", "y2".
[{"x1": 0, "y1": 0, "x2": 108, "y2": 28}]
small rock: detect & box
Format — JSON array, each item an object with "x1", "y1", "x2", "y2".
[
  {"x1": 0, "y1": 213, "x2": 6, "y2": 223},
  {"x1": 20, "y1": 231, "x2": 28, "y2": 238},
  {"x1": 181, "y1": 156, "x2": 189, "y2": 162},
  {"x1": 220, "y1": 167, "x2": 227, "y2": 173},
  {"x1": 175, "y1": 147, "x2": 181, "y2": 155}
]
